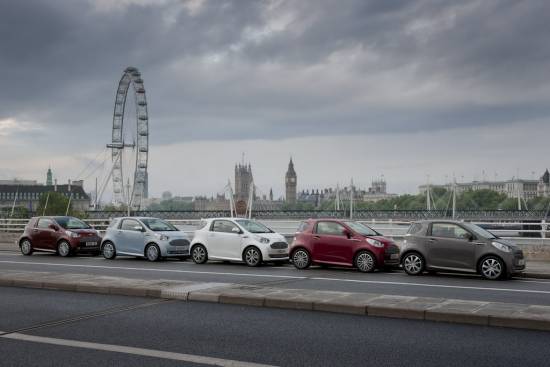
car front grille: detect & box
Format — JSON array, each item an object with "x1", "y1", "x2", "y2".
[
  {"x1": 270, "y1": 242, "x2": 288, "y2": 249},
  {"x1": 170, "y1": 239, "x2": 190, "y2": 247},
  {"x1": 384, "y1": 244, "x2": 400, "y2": 259}
]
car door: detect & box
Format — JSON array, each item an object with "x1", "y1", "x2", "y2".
[
  {"x1": 117, "y1": 219, "x2": 145, "y2": 255},
  {"x1": 34, "y1": 218, "x2": 56, "y2": 250},
  {"x1": 427, "y1": 222, "x2": 476, "y2": 270},
  {"x1": 208, "y1": 220, "x2": 243, "y2": 259},
  {"x1": 312, "y1": 221, "x2": 353, "y2": 265}
]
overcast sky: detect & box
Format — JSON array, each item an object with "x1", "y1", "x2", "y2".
[{"x1": 1, "y1": 0, "x2": 549, "y2": 199}]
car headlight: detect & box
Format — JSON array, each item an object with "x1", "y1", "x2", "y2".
[
  {"x1": 65, "y1": 230, "x2": 79, "y2": 238},
  {"x1": 156, "y1": 234, "x2": 169, "y2": 241},
  {"x1": 491, "y1": 241, "x2": 511, "y2": 253},
  {"x1": 254, "y1": 236, "x2": 270, "y2": 244},
  {"x1": 366, "y1": 238, "x2": 384, "y2": 248}
]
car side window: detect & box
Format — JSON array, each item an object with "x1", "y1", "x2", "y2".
[
  {"x1": 37, "y1": 218, "x2": 53, "y2": 229},
  {"x1": 316, "y1": 221, "x2": 346, "y2": 236},
  {"x1": 120, "y1": 219, "x2": 141, "y2": 231},
  {"x1": 212, "y1": 220, "x2": 239, "y2": 233},
  {"x1": 431, "y1": 223, "x2": 471, "y2": 240},
  {"x1": 407, "y1": 223, "x2": 423, "y2": 235},
  {"x1": 297, "y1": 221, "x2": 308, "y2": 233}
]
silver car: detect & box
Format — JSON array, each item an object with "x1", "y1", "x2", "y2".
[{"x1": 101, "y1": 217, "x2": 191, "y2": 261}]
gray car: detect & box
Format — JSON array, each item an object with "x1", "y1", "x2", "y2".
[
  {"x1": 400, "y1": 220, "x2": 525, "y2": 280},
  {"x1": 101, "y1": 217, "x2": 191, "y2": 261}
]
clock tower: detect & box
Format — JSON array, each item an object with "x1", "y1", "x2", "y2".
[{"x1": 285, "y1": 158, "x2": 297, "y2": 203}]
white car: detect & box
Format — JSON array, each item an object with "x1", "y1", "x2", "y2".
[{"x1": 190, "y1": 218, "x2": 289, "y2": 266}]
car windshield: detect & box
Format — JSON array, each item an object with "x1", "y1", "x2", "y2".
[
  {"x1": 343, "y1": 221, "x2": 379, "y2": 236},
  {"x1": 141, "y1": 218, "x2": 179, "y2": 232},
  {"x1": 55, "y1": 217, "x2": 91, "y2": 230},
  {"x1": 463, "y1": 223, "x2": 497, "y2": 239},
  {"x1": 235, "y1": 219, "x2": 273, "y2": 234}
]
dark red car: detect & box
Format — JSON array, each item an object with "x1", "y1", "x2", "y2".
[
  {"x1": 290, "y1": 219, "x2": 400, "y2": 272},
  {"x1": 18, "y1": 216, "x2": 102, "y2": 257}
]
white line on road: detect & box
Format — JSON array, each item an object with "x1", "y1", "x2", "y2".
[
  {"x1": 0, "y1": 332, "x2": 277, "y2": 367},
  {"x1": 0, "y1": 260, "x2": 307, "y2": 280},
  {"x1": 309, "y1": 277, "x2": 550, "y2": 295},
  {"x1": 1, "y1": 260, "x2": 550, "y2": 295}
]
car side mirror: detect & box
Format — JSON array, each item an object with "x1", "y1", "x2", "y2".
[
  {"x1": 49, "y1": 224, "x2": 59, "y2": 231},
  {"x1": 133, "y1": 225, "x2": 145, "y2": 232},
  {"x1": 343, "y1": 229, "x2": 351, "y2": 239},
  {"x1": 462, "y1": 233, "x2": 473, "y2": 241},
  {"x1": 231, "y1": 227, "x2": 241, "y2": 234}
]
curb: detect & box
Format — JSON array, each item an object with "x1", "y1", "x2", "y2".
[{"x1": 1, "y1": 271, "x2": 550, "y2": 332}]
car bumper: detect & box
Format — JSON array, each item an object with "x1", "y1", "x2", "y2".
[
  {"x1": 159, "y1": 240, "x2": 191, "y2": 257},
  {"x1": 383, "y1": 245, "x2": 401, "y2": 267},
  {"x1": 265, "y1": 253, "x2": 289, "y2": 261},
  {"x1": 73, "y1": 237, "x2": 102, "y2": 253},
  {"x1": 507, "y1": 252, "x2": 526, "y2": 274}
]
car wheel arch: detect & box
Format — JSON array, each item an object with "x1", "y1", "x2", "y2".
[
  {"x1": 291, "y1": 246, "x2": 311, "y2": 258},
  {"x1": 19, "y1": 237, "x2": 31, "y2": 247},
  {"x1": 144, "y1": 242, "x2": 160, "y2": 257},
  {"x1": 477, "y1": 254, "x2": 507, "y2": 273},
  {"x1": 401, "y1": 250, "x2": 429, "y2": 267},
  {"x1": 242, "y1": 245, "x2": 262, "y2": 261}
]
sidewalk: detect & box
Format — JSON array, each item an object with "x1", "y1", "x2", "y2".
[
  {"x1": 2, "y1": 241, "x2": 550, "y2": 279},
  {"x1": 0, "y1": 270, "x2": 549, "y2": 332}
]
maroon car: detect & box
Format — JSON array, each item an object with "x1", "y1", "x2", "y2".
[
  {"x1": 290, "y1": 219, "x2": 400, "y2": 272},
  {"x1": 18, "y1": 216, "x2": 102, "y2": 257}
]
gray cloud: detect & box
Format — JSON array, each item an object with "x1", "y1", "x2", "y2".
[{"x1": 1, "y1": 0, "x2": 549, "y2": 194}]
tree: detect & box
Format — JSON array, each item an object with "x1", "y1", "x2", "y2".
[{"x1": 36, "y1": 192, "x2": 81, "y2": 216}]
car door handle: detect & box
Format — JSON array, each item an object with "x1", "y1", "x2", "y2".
[
  {"x1": 313, "y1": 236, "x2": 320, "y2": 239},
  {"x1": 427, "y1": 238, "x2": 436, "y2": 243},
  {"x1": 474, "y1": 242, "x2": 485, "y2": 246}
]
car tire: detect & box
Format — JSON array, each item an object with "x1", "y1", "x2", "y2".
[
  {"x1": 244, "y1": 246, "x2": 262, "y2": 267},
  {"x1": 20, "y1": 239, "x2": 33, "y2": 256},
  {"x1": 479, "y1": 256, "x2": 505, "y2": 280},
  {"x1": 191, "y1": 244, "x2": 208, "y2": 264},
  {"x1": 102, "y1": 241, "x2": 117, "y2": 260},
  {"x1": 145, "y1": 244, "x2": 161, "y2": 262},
  {"x1": 57, "y1": 241, "x2": 72, "y2": 257},
  {"x1": 292, "y1": 249, "x2": 311, "y2": 270},
  {"x1": 355, "y1": 250, "x2": 376, "y2": 273},
  {"x1": 402, "y1": 252, "x2": 425, "y2": 276}
]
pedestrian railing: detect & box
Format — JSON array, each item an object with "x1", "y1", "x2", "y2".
[{"x1": 1, "y1": 218, "x2": 548, "y2": 244}]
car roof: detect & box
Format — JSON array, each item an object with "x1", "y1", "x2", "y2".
[{"x1": 414, "y1": 220, "x2": 466, "y2": 225}]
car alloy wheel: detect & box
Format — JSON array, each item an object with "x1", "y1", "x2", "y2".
[
  {"x1": 244, "y1": 247, "x2": 262, "y2": 267},
  {"x1": 403, "y1": 253, "x2": 424, "y2": 275},
  {"x1": 20, "y1": 239, "x2": 33, "y2": 256},
  {"x1": 57, "y1": 241, "x2": 71, "y2": 257},
  {"x1": 102, "y1": 242, "x2": 116, "y2": 260},
  {"x1": 292, "y1": 249, "x2": 311, "y2": 270},
  {"x1": 146, "y1": 244, "x2": 161, "y2": 262},
  {"x1": 192, "y1": 245, "x2": 207, "y2": 264},
  {"x1": 355, "y1": 251, "x2": 375, "y2": 273},
  {"x1": 480, "y1": 257, "x2": 504, "y2": 280}
]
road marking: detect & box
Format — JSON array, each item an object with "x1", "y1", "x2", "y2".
[
  {"x1": 309, "y1": 277, "x2": 550, "y2": 295},
  {"x1": 0, "y1": 332, "x2": 277, "y2": 367},
  {"x1": 1, "y1": 260, "x2": 550, "y2": 295},
  {"x1": 0, "y1": 260, "x2": 307, "y2": 280}
]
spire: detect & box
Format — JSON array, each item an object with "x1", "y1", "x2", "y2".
[{"x1": 46, "y1": 166, "x2": 53, "y2": 186}]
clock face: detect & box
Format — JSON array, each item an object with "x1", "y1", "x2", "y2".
[{"x1": 287, "y1": 177, "x2": 295, "y2": 183}]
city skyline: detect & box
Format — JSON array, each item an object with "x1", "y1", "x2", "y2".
[{"x1": 1, "y1": 1, "x2": 549, "y2": 200}]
